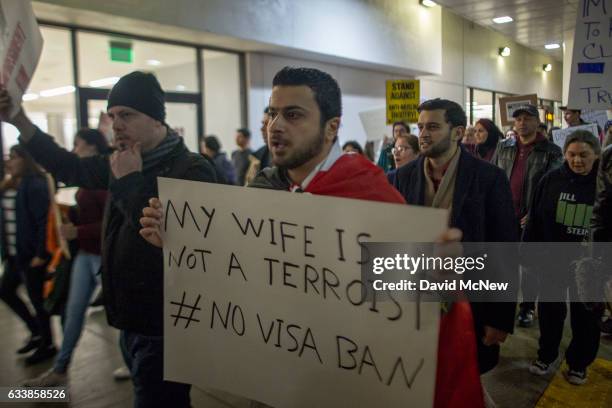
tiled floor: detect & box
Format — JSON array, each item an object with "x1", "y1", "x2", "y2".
[{"x1": 0, "y1": 299, "x2": 610, "y2": 408}]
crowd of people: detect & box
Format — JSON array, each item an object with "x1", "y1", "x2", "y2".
[{"x1": 0, "y1": 66, "x2": 610, "y2": 408}]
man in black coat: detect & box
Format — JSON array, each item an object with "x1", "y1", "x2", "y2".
[
  {"x1": 0, "y1": 72, "x2": 216, "y2": 407},
  {"x1": 394, "y1": 98, "x2": 518, "y2": 374}
]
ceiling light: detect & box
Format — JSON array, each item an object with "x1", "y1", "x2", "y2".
[
  {"x1": 499, "y1": 47, "x2": 511, "y2": 57},
  {"x1": 545, "y1": 43, "x2": 560, "y2": 50},
  {"x1": 88, "y1": 76, "x2": 120, "y2": 87},
  {"x1": 543, "y1": 64, "x2": 552, "y2": 72},
  {"x1": 22, "y1": 93, "x2": 39, "y2": 101},
  {"x1": 146, "y1": 59, "x2": 161, "y2": 66},
  {"x1": 493, "y1": 16, "x2": 513, "y2": 24},
  {"x1": 175, "y1": 84, "x2": 186, "y2": 91},
  {"x1": 40, "y1": 86, "x2": 76, "y2": 97},
  {"x1": 420, "y1": 0, "x2": 437, "y2": 7}
]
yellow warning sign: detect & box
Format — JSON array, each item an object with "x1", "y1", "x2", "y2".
[{"x1": 386, "y1": 80, "x2": 420, "y2": 125}]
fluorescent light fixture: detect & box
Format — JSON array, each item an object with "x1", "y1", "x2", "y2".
[
  {"x1": 499, "y1": 46, "x2": 511, "y2": 57},
  {"x1": 146, "y1": 59, "x2": 161, "y2": 66},
  {"x1": 22, "y1": 93, "x2": 39, "y2": 101},
  {"x1": 493, "y1": 16, "x2": 513, "y2": 24},
  {"x1": 420, "y1": 0, "x2": 437, "y2": 7},
  {"x1": 88, "y1": 76, "x2": 120, "y2": 87},
  {"x1": 40, "y1": 86, "x2": 76, "y2": 97},
  {"x1": 175, "y1": 84, "x2": 186, "y2": 91},
  {"x1": 545, "y1": 43, "x2": 560, "y2": 50},
  {"x1": 543, "y1": 64, "x2": 552, "y2": 72}
]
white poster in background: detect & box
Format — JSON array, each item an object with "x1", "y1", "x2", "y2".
[
  {"x1": 580, "y1": 109, "x2": 610, "y2": 130},
  {"x1": 0, "y1": 0, "x2": 43, "y2": 118},
  {"x1": 159, "y1": 179, "x2": 447, "y2": 408},
  {"x1": 567, "y1": 0, "x2": 612, "y2": 110},
  {"x1": 552, "y1": 123, "x2": 599, "y2": 149},
  {"x1": 358, "y1": 107, "x2": 387, "y2": 141}
]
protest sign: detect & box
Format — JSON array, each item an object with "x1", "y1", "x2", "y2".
[
  {"x1": 386, "y1": 80, "x2": 420, "y2": 124},
  {"x1": 160, "y1": 179, "x2": 448, "y2": 408},
  {"x1": 0, "y1": 0, "x2": 43, "y2": 118},
  {"x1": 567, "y1": 0, "x2": 612, "y2": 110},
  {"x1": 498, "y1": 94, "x2": 538, "y2": 126},
  {"x1": 552, "y1": 123, "x2": 599, "y2": 149}
]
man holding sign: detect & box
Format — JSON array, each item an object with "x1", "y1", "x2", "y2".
[
  {"x1": 141, "y1": 67, "x2": 484, "y2": 407},
  {"x1": 0, "y1": 71, "x2": 217, "y2": 407}
]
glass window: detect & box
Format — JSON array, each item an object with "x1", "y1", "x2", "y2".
[
  {"x1": 472, "y1": 89, "x2": 494, "y2": 124},
  {"x1": 77, "y1": 32, "x2": 197, "y2": 92},
  {"x1": 2, "y1": 26, "x2": 76, "y2": 155},
  {"x1": 203, "y1": 50, "x2": 242, "y2": 154}
]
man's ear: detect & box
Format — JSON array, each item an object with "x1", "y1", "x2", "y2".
[
  {"x1": 451, "y1": 126, "x2": 465, "y2": 144},
  {"x1": 325, "y1": 117, "x2": 341, "y2": 142}
]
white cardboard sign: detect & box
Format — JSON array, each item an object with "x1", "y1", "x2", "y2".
[
  {"x1": 159, "y1": 179, "x2": 447, "y2": 408},
  {"x1": 0, "y1": 0, "x2": 43, "y2": 118},
  {"x1": 552, "y1": 123, "x2": 599, "y2": 149}
]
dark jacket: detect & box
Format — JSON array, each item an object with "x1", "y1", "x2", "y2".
[
  {"x1": 394, "y1": 147, "x2": 518, "y2": 373},
  {"x1": 212, "y1": 152, "x2": 237, "y2": 185},
  {"x1": 591, "y1": 145, "x2": 612, "y2": 242},
  {"x1": 15, "y1": 174, "x2": 49, "y2": 268},
  {"x1": 253, "y1": 145, "x2": 271, "y2": 169},
  {"x1": 22, "y1": 127, "x2": 217, "y2": 335},
  {"x1": 74, "y1": 189, "x2": 108, "y2": 255},
  {"x1": 493, "y1": 136, "x2": 563, "y2": 219}
]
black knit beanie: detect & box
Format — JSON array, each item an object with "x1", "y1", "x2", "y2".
[{"x1": 107, "y1": 71, "x2": 165, "y2": 122}]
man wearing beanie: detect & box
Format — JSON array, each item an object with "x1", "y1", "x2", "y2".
[{"x1": 0, "y1": 71, "x2": 216, "y2": 407}]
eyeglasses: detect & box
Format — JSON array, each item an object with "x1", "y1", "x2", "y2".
[{"x1": 392, "y1": 146, "x2": 412, "y2": 154}]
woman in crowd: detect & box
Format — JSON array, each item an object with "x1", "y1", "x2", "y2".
[
  {"x1": 386, "y1": 133, "x2": 419, "y2": 184},
  {"x1": 462, "y1": 125, "x2": 477, "y2": 145},
  {"x1": 473, "y1": 118, "x2": 503, "y2": 162},
  {"x1": 342, "y1": 140, "x2": 364, "y2": 155},
  {"x1": 202, "y1": 135, "x2": 236, "y2": 185},
  {"x1": 377, "y1": 121, "x2": 409, "y2": 172},
  {"x1": 23, "y1": 129, "x2": 109, "y2": 386},
  {"x1": 523, "y1": 130, "x2": 601, "y2": 385},
  {"x1": 2, "y1": 145, "x2": 53, "y2": 365}
]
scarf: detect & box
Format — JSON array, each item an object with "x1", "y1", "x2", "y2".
[
  {"x1": 424, "y1": 147, "x2": 461, "y2": 210},
  {"x1": 141, "y1": 130, "x2": 181, "y2": 171}
]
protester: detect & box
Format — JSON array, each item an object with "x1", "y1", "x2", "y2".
[
  {"x1": 462, "y1": 125, "x2": 477, "y2": 145},
  {"x1": 140, "y1": 68, "x2": 486, "y2": 408},
  {"x1": 394, "y1": 99, "x2": 518, "y2": 382},
  {"x1": 494, "y1": 104, "x2": 563, "y2": 327},
  {"x1": 473, "y1": 118, "x2": 502, "y2": 162},
  {"x1": 387, "y1": 133, "x2": 419, "y2": 184},
  {"x1": 377, "y1": 121, "x2": 409, "y2": 172},
  {"x1": 505, "y1": 129, "x2": 517, "y2": 140},
  {"x1": 341, "y1": 140, "x2": 364, "y2": 155},
  {"x1": 523, "y1": 130, "x2": 601, "y2": 385},
  {"x1": 231, "y1": 128, "x2": 252, "y2": 186},
  {"x1": 253, "y1": 106, "x2": 271, "y2": 169},
  {"x1": 561, "y1": 106, "x2": 603, "y2": 140},
  {"x1": 0, "y1": 71, "x2": 217, "y2": 408},
  {"x1": 22, "y1": 129, "x2": 109, "y2": 386},
  {"x1": 202, "y1": 135, "x2": 237, "y2": 185},
  {"x1": 0, "y1": 145, "x2": 53, "y2": 365},
  {"x1": 603, "y1": 120, "x2": 612, "y2": 148}
]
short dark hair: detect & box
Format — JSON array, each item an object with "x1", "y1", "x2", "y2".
[
  {"x1": 342, "y1": 140, "x2": 364, "y2": 154},
  {"x1": 417, "y1": 98, "x2": 467, "y2": 128},
  {"x1": 392, "y1": 121, "x2": 409, "y2": 133},
  {"x1": 204, "y1": 135, "x2": 221, "y2": 154},
  {"x1": 564, "y1": 130, "x2": 601, "y2": 155},
  {"x1": 9, "y1": 145, "x2": 44, "y2": 177},
  {"x1": 237, "y1": 128, "x2": 251, "y2": 139},
  {"x1": 272, "y1": 66, "x2": 342, "y2": 124},
  {"x1": 75, "y1": 128, "x2": 110, "y2": 154}
]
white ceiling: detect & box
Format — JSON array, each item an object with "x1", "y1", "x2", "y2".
[{"x1": 432, "y1": 0, "x2": 580, "y2": 60}]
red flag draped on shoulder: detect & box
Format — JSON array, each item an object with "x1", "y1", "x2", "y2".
[{"x1": 305, "y1": 153, "x2": 484, "y2": 408}]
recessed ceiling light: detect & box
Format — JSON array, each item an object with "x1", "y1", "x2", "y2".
[
  {"x1": 420, "y1": 0, "x2": 437, "y2": 7},
  {"x1": 545, "y1": 43, "x2": 560, "y2": 50},
  {"x1": 40, "y1": 86, "x2": 76, "y2": 97},
  {"x1": 146, "y1": 59, "x2": 161, "y2": 66},
  {"x1": 499, "y1": 47, "x2": 511, "y2": 57},
  {"x1": 88, "y1": 76, "x2": 120, "y2": 87},
  {"x1": 543, "y1": 64, "x2": 552, "y2": 72},
  {"x1": 176, "y1": 85, "x2": 186, "y2": 91},
  {"x1": 493, "y1": 16, "x2": 513, "y2": 24},
  {"x1": 22, "y1": 93, "x2": 39, "y2": 101}
]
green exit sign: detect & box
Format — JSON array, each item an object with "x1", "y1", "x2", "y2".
[{"x1": 109, "y1": 40, "x2": 133, "y2": 63}]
